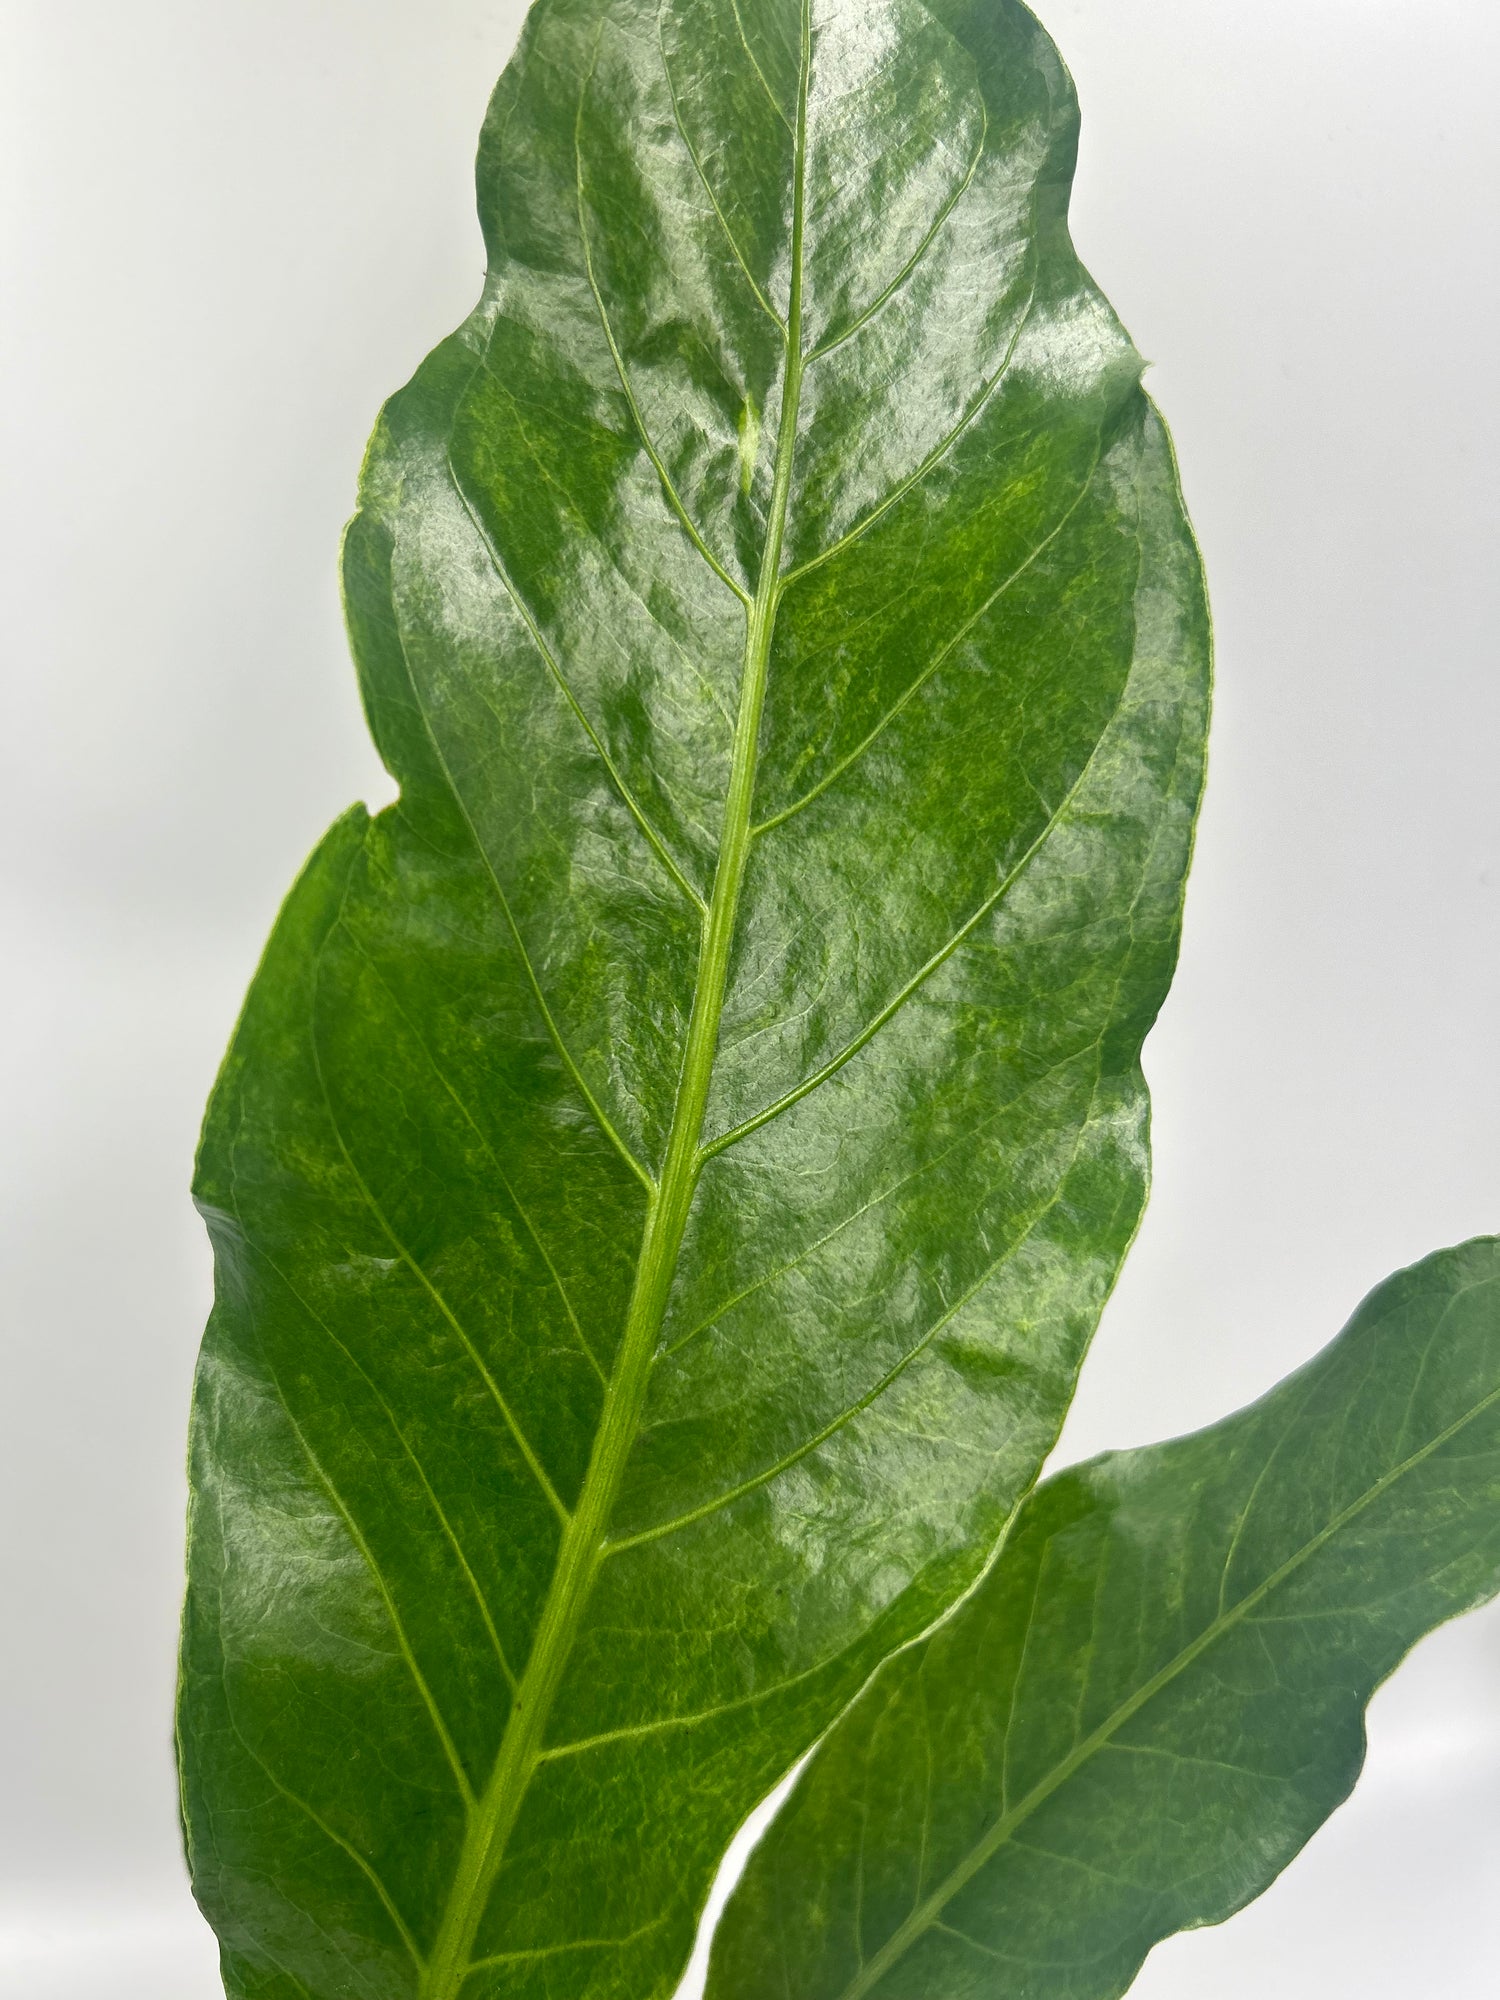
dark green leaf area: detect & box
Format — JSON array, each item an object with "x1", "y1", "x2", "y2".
[
  {"x1": 622, "y1": 404, "x2": 1204, "y2": 1555},
  {"x1": 178, "y1": 2, "x2": 1208, "y2": 1997},
  {"x1": 706, "y1": 1239, "x2": 1500, "y2": 2000}
]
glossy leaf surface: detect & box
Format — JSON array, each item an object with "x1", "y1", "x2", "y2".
[
  {"x1": 706, "y1": 1239, "x2": 1500, "y2": 2000},
  {"x1": 176, "y1": 2, "x2": 1208, "y2": 1996}
]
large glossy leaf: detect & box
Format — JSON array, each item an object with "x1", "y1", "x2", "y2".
[
  {"x1": 705, "y1": 1238, "x2": 1500, "y2": 2000},
  {"x1": 176, "y1": 2, "x2": 1208, "y2": 1996}
]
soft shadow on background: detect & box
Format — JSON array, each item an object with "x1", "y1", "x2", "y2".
[{"x1": 2, "y1": 1, "x2": 1497, "y2": 1993}]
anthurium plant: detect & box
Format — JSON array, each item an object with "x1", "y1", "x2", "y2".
[{"x1": 175, "y1": 3, "x2": 1499, "y2": 1997}]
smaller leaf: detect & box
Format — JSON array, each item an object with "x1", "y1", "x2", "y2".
[{"x1": 705, "y1": 1237, "x2": 1500, "y2": 2000}]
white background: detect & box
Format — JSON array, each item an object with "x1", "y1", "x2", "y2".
[{"x1": 2, "y1": 0, "x2": 1497, "y2": 1993}]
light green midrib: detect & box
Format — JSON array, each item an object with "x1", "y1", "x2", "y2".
[
  {"x1": 835, "y1": 1347, "x2": 1500, "y2": 2000},
  {"x1": 416, "y1": 9, "x2": 813, "y2": 1992}
]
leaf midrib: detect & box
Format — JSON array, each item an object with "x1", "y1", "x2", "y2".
[{"x1": 416, "y1": 5, "x2": 814, "y2": 1993}]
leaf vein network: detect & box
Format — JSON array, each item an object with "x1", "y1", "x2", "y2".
[
  {"x1": 449, "y1": 461, "x2": 709, "y2": 916},
  {"x1": 575, "y1": 23, "x2": 754, "y2": 607}
]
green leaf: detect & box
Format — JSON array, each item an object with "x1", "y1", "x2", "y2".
[
  {"x1": 705, "y1": 1239, "x2": 1500, "y2": 2000},
  {"x1": 176, "y1": 2, "x2": 1208, "y2": 1996}
]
